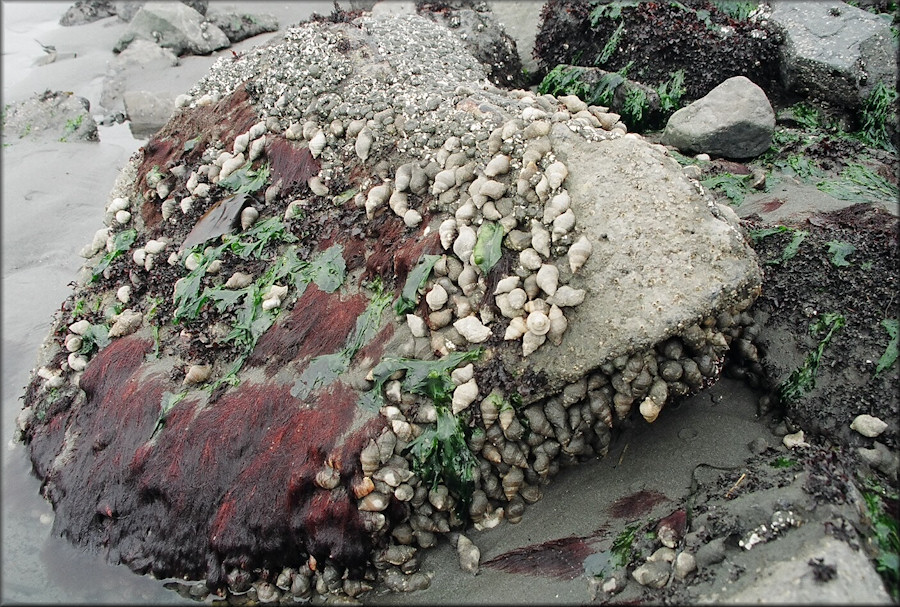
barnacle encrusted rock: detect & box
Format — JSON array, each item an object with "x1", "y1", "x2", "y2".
[{"x1": 17, "y1": 9, "x2": 761, "y2": 604}]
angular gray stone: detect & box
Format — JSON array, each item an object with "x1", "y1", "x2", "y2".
[
  {"x1": 123, "y1": 90, "x2": 177, "y2": 138},
  {"x1": 661, "y1": 76, "x2": 775, "y2": 159},
  {"x1": 205, "y1": 8, "x2": 278, "y2": 44},
  {"x1": 769, "y1": 0, "x2": 898, "y2": 110},
  {"x1": 59, "y1": 0, "x2": 116, "y2": 26},
  {"x1": 486, "y1": 0, "x2": 543, "y2": 78},
  {"x1": 113, "y1": 1, "x2": 229, "y2": 56},
  {"x1": 101, "y1": 39, "x2": 179, "y2": 112},
  {"x1": 1, "y1": 90, "x2": 98, "y2": 142}
]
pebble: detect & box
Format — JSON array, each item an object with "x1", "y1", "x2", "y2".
[
  {"x1": 674, "y1": 551, "x2": 697, "y2": 580},
  {"x1": 695, "y1": 536, "x2": 726, "y2": 568},
  {"x1": 748, "y1": 436, "x2": 768, "y2": 454},
  {"x1": 850, "y1": 414, "x2": 887, "y2": 438},
  {"x1": 783, "y1": 430, "x2": 810, "y2": 449},
  {"x1": 631, "y1": 560, "x2": 670, "y2": 588}
]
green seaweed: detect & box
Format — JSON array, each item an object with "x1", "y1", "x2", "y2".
[
  {"x1": 862, "y1": 477, "x2": 900, "y2": 600},
  {"x1": 394, "y1": 254, "x2": 441, "y2": 315},
  {"x1": 826, "y1": 240, "x2": 856, "y2": 267},
  {"x1": 611, "y1": 523, "x2": 641, "y2": 567},
  {"x1": 473, "y1": 221, "x2": 504, "y2": 276},
  {"x1": 701, "y1": 172, "x2": 751, "y2": 205},
  {"x1": 91, "y1": 228, "x2": 137, "y2": 282},
  {"x1": 217, "y1": 161, "x2": 270, "y2": 194},
  {"x1": 151, "y1": 390, "x2": 187, "y2": 438},
  {"x1": 748, "y1": 225, "x2": 808, "y2": 265},
  {"x1": 778, "y1": 312, "x2": 845, "y2": 405},
  {"x1": 77, "y1": 323, "x2": 110, "y2": 356},
  {"x1": 874, "y1": 319, "x2": 898, "y2": 377}
]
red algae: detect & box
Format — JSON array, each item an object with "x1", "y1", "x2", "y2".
[
  {"x1": 266, "y1": 138, "x2": 321, "y2": 196},
  {"x1": 482, "y1": 529, "x2": 608, "y2": 580},
  {"x1": 607, "y1": 489, "x2": 669, "y2": 520}
]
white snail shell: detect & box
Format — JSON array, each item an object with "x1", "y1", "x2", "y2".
[
  {"x1": 535, "y1": 264, "x2": 559, "y2": 297},
  {"x1": 547, "y1": 304, "x2": 567, "y2": 346},
  {"x1": 431, "y1": 168, "x2": 457, "y2": 195},
  {"x1": 109, "y1": 309, "x2": 143, "y2": 338},
  {"x1": 552, "y1": 208, "x2": 576, "y2": 240},
  {"x1": 457, "y1": 264, "x2": 478, "y2": 296},
  {"x1": 531, "y1": 220, "x2": 551, "y2": 258},
  {"x1": 248, "y1": 135, "x2": 266, "y2": 162},
  {"x1": 568, "y1": 234, "x2": 593, "y2": 273},
  {"x1": 439, "y1": 218, "x2": 457, "y2": 250},
  {"x1": 309, "y1": 130, "x2": 326, "y2": 158},
  {"x1": 522, "y1": 329, "x2": 547, "y2": 357},
  {"x1": 406, "y1": 314, "x2": 428, "y2": 338},
  {"x1": 543, "y1": 191, "x2": 570, "y2": 224},
  {"x1": 183, "y1": 363, "x2": 212, "y2": 385},
  {"x1": 494, "y1": 275, "x2": 521, "y2": 295},
  {"x1": 451, "y1": 378, "x2": 479, "y2": 414},
  {"x1": 484, "y1": 154, "x2": 510, "y2": 177},
  {"x1": 519, "y1": 248, "x2": 543, "y2": 271},
  {"x1": 425, "y1": 284, "x2": 448, "y2": 311},
  {"x1": 639, "y1": 397, "x2": 662, "y2": 423},
  {"x1": 395, "y1": 163, "x2": 413, "y2": 192},
  {"x1": 453, "y1": 225, "x2": 477, "y2": 264},
  {"x1": 453, "y1": 315, "x2": 492, "y2": 344},
  {"x1": 548, "y1": 285, "x2": 586, "y2": 307},
  {"x1": 545, "y1": 161, "x2": 569, "y2": 190},
  {"x1": 366, "y1": 184, "x2": 391, "y2": 220},
  {"x1": 457, "y1": 535, "x2": 480, "y2": 575},
  {"x1": 504, "y1": 316, "x2": 527, "y2": 340},
  {"x1": 389, "y1": 190, "x2": 409, "y2": 217},
  {"x1": 478, "y1": 179, "x2": 506, "y2": 200},
  {"x1": 225, "y1": 271, "x2": 253, "y2": 289},
  {"x1": 526, "y1": 311, "x2": 551, "y2": 336},
  {"x1": 355, "y1": 127, "x2": 374, "y2": 160},
  {"x1": 240, "y1": 206, "x2": 259, "y2": 230}
]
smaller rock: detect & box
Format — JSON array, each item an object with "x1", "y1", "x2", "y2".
[
  {"x1": 858, "y1": 442, "x2": 899, "y2": 480},
  {"x1": 205, "y1": 8, "x2": 278, "y2": 43},
  {"x1": 674, "y1": 551, "x2": 697, "y2": 580},
  {"x1": 748, "y1": 436, "x2": 769, "y2": 454},
  {"x1": 783, "y1": 430, "x2": 810, "y2": 449},
  {"x1": 631, "y1": 560, "x2": 670, "y2": 588},
  {"x1": 850, "y1": 414, "x2": 887, "y2": 438},
  {"x1": 695, "y1": 537, "x2": 726, "y2": 568}
]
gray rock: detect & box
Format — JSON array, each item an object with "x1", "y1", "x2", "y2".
[
  {"x1": 101, "y1": 39, "x2": 179, "y2": 112},
  {"x1": 631, "y1": 560, "x2": 671, "y2": 588},
  {"x1": 123, "y1": 90, "x2": 177, "y2": 138},
  {"x1": 205, "y1": 8, "x2": 278, "y2": 44},
  {"x1": 695, "y1": 536, "x2": 727, "y2": 568},
  {"x1": 114, "y1": 1, "x2": 208, "y2": 23},
  {"x1": 486, "y1": 0, "x2": 543, "y2": 79},
  {"x1": 1, "y1": 90, "x2": 98, "y2": 142},
  {"x1": 769, "y1": 0, "x2": 898, "y2": 110},
  {"x1": 59, "y1": 0, "x2": 116, "y2": 26},
  {"x1": 113, "y1": 1, "x2": 229, "y2": 56},
  {"x1": 858, "y1": 441, "x2": 899, "y2": 480},
  {"x1": 661, "y1": 76, "x2": 775, "y2": 159}
]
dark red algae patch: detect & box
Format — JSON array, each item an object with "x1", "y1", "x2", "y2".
[
  {"x1": 246, "y1": 284, "x2": 368, "y2": 376},
  {"x1": 483, "y1": 528, "x2": 607, "y2": 580},
  {"x1": 266, "y1": 138, "x2": 321, "y2": 196},
  {"x1": 608, "y1": 489, "x2": 669, "y2": 520}
]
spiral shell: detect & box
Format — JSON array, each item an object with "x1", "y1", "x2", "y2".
[
  {"x1": 494, "y1": 275, "x2": 520, "y2": 295},
  {"x1": 552, "y1": 209, "x2": 576, "y2": 240},
  {"x1": 248, "y1": 135, "x2": 266, "y2": 162},
  {"x1": 431, "y1": 168, "x2": 457, "y2": 195},
  {"x1": 373, "y1": 466, "x2": 413, "y2": 487},
  {"x1": 567, "y1": 235, "x2": 593, "y2": 273},
  {"x1": 522, "y1": 330, "x2": 547, "y2": 357},
  {"x1": 480, "y1": 395, "x2": 499, "y2": 427},
  {"x1": 425, "y1": 284, "x2": 448, "y2": 311},
  {"x1": 225, "y1": 271, "x2": 253, "y2": 289},
  {"x1": 545, "y1": 161, "x2": 568, "y2": 190},
  {"x1": 366, "y1": 184, "x2": 391, "y2": 219},
  {"x1": 109, "y1": 309, "x2": 143, "y2": 338},
  {"x1": 183, "y1": 363, "x2": 212, "y2": 385},
  {"x1": 453, "y1": 225, "x2": 477, "y2": 264},
  {"x1": 547, "y1": 304, "x2": 567, "y2": 346},
  {"x1": 360, "y1": 440, "x2": 380, "y2": 476},
  {"x1": 219, "y1": 153, "x2": 246, "y2": 181},
  {"x1": 548, "y1": 285, "x2": 586, "y2": 307},
  {"x1": 240, "y1": 206, "x2": 259, "y2": 230},
  {"x1": 457, "y1": 535, "x2": 480, "y2": 575},
  {"x1": 504, "y1": 316, "x2": 528, "y2": 340},
  {"x1": 315, "y1": 464, "x2": 341, "y2": 489},
  {"x1": 160, "y1": 198, "x2": 176, "y2": 221},
  {"x1": 452, "y1": 378, "x2": 479, "y2": 414},
  {"x1": 352, "y1": 476, "x2": 375, "y2": 498},
  {"x1": 519, "y1": 248, "x2": 543, "y2": 271},
  {"x1": 484, "y1": 154, "x2": 510, "y2": 177},
  {"x1": 455, "y1": 199, "x2": 476, "y2": 224},
  {"x1": 355, "y1": 127, "x2": 373, "y2": 160},
  {"x1": 395, "y1": 163, "x2": 413, "y2": 192},
  {"x1": 358, "y1": 491, "x2": 390, "y2": 512},
  {"x1": 389, "y1": 190, "x2": 409, "y2": 217},
  {"x1": 439, "y1": 218, "x2": 457, "y2": 250},
  {"x1": 526, "y1": 311, "x2": 551, "y2": 336},
  {"x1": 502, "y1": 467, "x2": 524, "y2": 501},
  {"x1": 534, "y1": 175, "x2": 550, "y2": 201},
  {"x1": 309, "y1": 130, "x2": 326, "y2": 158},
  {"x1": 479, "y1": 179, "x2": 506, "y2": 200},
  {"x1": 535, "y1": 264, "x2": 559, "y2": 297},
  {"x1": 639, "y1": 397, "x2": 662, "y2": 423}
]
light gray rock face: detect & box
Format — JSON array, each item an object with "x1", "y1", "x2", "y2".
[
  {"x1": 100, "y1": 39, "x2": 179, "y2": 112},
  {"x1": 123, "y1": 90, "x2": 177, "y2": 138},
  {"x1": 1, "y1": 90, "x2": 98, "y2": 142},
  {"x1": 769, "y1": 0, "x2": 898, "y2": 110},
  {"x1": 205, "y1": 8, "x2": 279, "y2": 43},
  {"x1": 113, "y1": 1, "x2": 229, "y2": 56},
  {"x1": 661, "y1": 76, "x2": 775, "y2": 159},
  {"x1": 486, "y1": 0, "x2": 543, "y2": 78},
  {"x1": 59, "y1": 0, "x2": 116, "y2": 26}
]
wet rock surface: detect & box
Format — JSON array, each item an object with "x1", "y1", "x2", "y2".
[
  {"x1": 16, "y1": 7, "x2": 764, "y2": 603},
  {"x1": 113, "y1": 1, "x2": 230, "y2": 56},
  {"x1": 1, "y1": 89, "x2": 98, "y2": 142}
]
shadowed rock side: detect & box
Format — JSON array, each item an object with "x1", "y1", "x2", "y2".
[{"x1": 17, "y1": 10, "x2": 762, "y2": 602}]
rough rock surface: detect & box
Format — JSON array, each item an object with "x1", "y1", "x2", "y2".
[
  {"x1": 100, "y1": 39, "x2": 179, "y2": 113},
  {"x1": 123, "y1": 90, "x2": 178, "y2": 138},
  {"x1": 662, "y1": 76, "x2": 776, "y2": 159},
  {"x1": 1, "y1": 90, "x2": 98, "y2": 142},
  {"x1": 486, "y1": 0, "x2": 543, "y2": 79},
  {"x1": 113, "y1": 1, "x2": 229, "y2": 56},
  {"x1": 59, "y1": 0, "x2": 116, "y2": 26},
  {"x1": 205, "y1": 7, "x2": 279, "y2": 44},
  {"x1": 769, "y1": 0, "x2": 898, "y2": 110},
  {"x1": 17, "y1": 10, "x2": 761, "y2": 602}
]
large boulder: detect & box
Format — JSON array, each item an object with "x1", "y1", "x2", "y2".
[
  {"x1": 100, "y1": 39, "x2": 179, "y2": 113},
  {"x1": 123, "y1": 90, "x2": 177, "y2": 138},
  {"x1": 113, "y1": 1, "x2": 229, "y2": 56},
  {"x1": 16, "y1": 10, "x2": 761, "y2": 603},
  {"x1": 205, "y1": 7, "x2": 279, "y2": 44},
  {"x1": 59, "y1": 0, "x2": 116, "y2": 25},
  {"x1": 1, "y1": 90, "x2": 98, "y2": 142},
  {"x1": 769, "y1": 0, "x2": 898, "y2": 109},
  {"x1": 661, "y1": 76, "x2": 775, "y2": 159}
]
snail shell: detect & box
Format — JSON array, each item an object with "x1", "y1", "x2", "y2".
[
  {"x1": 183, "y1": 363, "x2": 212, "y2": 385},
  {"x1": 534, "y1": 175, "x2": 550, "y2": 201},
  {"x1": 548, "y1": 285, "x2": 586, "y2": 307},
  {"x1": 531, "y1": 220, "x2": 551, "y2": 258},
  {"x1": 365, "y1": 184, "x2": 391, "y2": 219},
  {"x1": 425, "y1": 284, "x2": 448, "y2": 311},
  {"x1": 240, "y1": 206, "x2": 259, "y2": 230},
  {"x1": 504, "y1": 316, "x2": 528, "y2": 340},
  {"x1": 373, "y1": 466, "x2": 413, "y2": 487},
  {"x1": 552, "y1": 208, "x2": 576, "y2": 240},
  {"x1": 455, "y1": 198, "x2": 476, "y2": 224},
  {"x1": 225, "y1": 271, "x2": 253, "y2": 289},
  {"x1": 395, "y1": 163, "x2": 413, "y2": 192},
  {"x1": 431, "y1": 168, "x2": 457, "y2": 195},
  {"x1": 394, "y1": 484, "x2": 415, "y2": 502},
  {"x1": 519, "y1": 248, "x2": 543, "y2": 271},
  {"x1": 639, "y1": 397, "x2": 662, "y2": 423},
  {"x1": 391, "y1": 419, "x2": 415, "y2": 442},
  {"x1": 389, "y1": 190, "x2": 409, "y2": 217},
  {"x1": 406, "y1": 313, "x2": 428, "y2": 338},
  {"x1": 453, "y1": 315, "x2": 492, "y2": 344},
  {"x1": 457, "y1": 264, "x2": 478, "y2": 297},
  {"x1": 457, "y1": 535, "x2": 480, "y2": 575},
  {"x1": 67, "y1": 353, "x2": 88, "y2": 372},
  {"x1": 545, "y1": 161, "x2": 569, "y2": 190},
  {"x1": 502, "y1": 467, "x2": 524, "y2": 501},
  {"x1": 248, "y1": 135, "x2": 266, "y2": 162},
  {"x1": 451, "y1": 363, "x2": 474, "y2": 385},
  {"x1": 522, "y1": 330, "x2": 547, "y2": 357},
  {"x1": 523, "y1": 297, "x2": 549, "y2": 315},
  {"x1": 526, "y1": 311, "x2": 551, "y2": 336},
  {"x1": 482, "y1": 201, "x2": 502, "y2": 221},
  {"x1": 479, "y1": 179, "x2": 506, "y2": 200},
  {"x1": 524, "y1": 405, "x2": 554, "y2": 438},
  {"x1": 309, "y1": 130, "x2": 327, "y2": 158},
  {"x1": 314, "y1": 464, "x2": 341, "y2": 490},
  {"x1": 352, "y1": 476, "x2": 375, "y2": 499},
  {"x1": 439, "y1": 218, "x2": 457, "y2": 250},
  {"x1": 109, "y1": 309, "x2": 143, "y2": 338},
  {"x1": 355, "y1": 127, "x2": 374, "y2": 160},
  {"x1": 567, "y1": 234, "x2": 593, "y2": 273},
  {"x1": 403, "y1": 209, "x2": 422, "y2": 228},
  {"x1": 360, "y1": 440, "x2": 380, "y2": 476},
  {"x1": 547, "y1": 304, "x2": 567, "y2": 346},
  {"x1": 179, "y1": 197, "x2": 193, "y2": 214},
  {"x1": 453, "y1": 225, "x2": 477, "y2": 264},
  {"x1": 480, "y1": 395, "x2": 499, "y2": 427},
  {"x1": 494, "y1": 275, "x2": 521, "y2": 295},
  {"x1": 451, "y1": 378, "x2": 479, "y2": 414},
  {"x1": 219, "y1": 153, "x2": 245, "y2": 181},
  {"x1": 535, "y1": 264, "x2": 559, "y2": 297},
  {"x1": 358, "y1": 491, "x2": 389, "y2": 512},
  {"x1": 484, "y1": 154, "x2": 510, "y2": 177}
]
